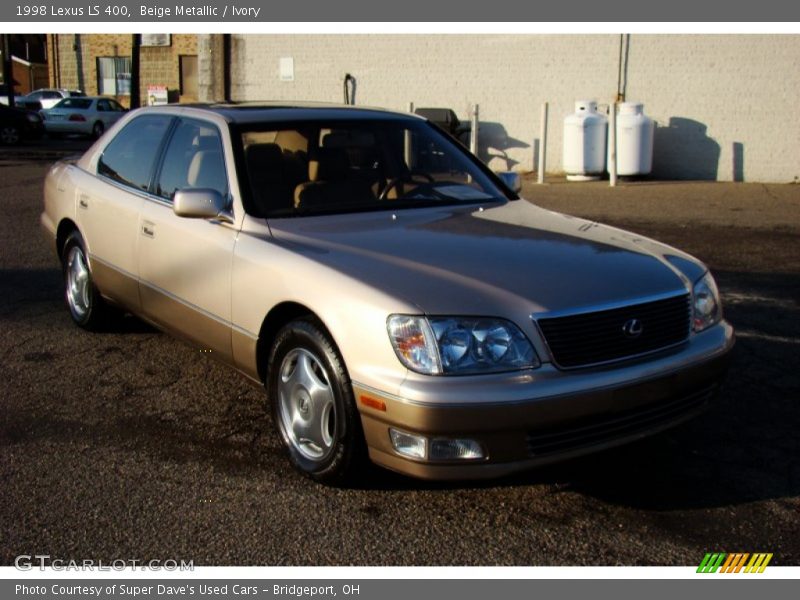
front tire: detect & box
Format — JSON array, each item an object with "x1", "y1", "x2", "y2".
[
  {"x1": 92, "y1": 121, "x2": 105, "y2": 139},
  {"x1": 61, "y1": 231, "x2": 113, "y2": 330},
  {"x1": 267, "y1": 318, "x2": 365, "y2": 485}
]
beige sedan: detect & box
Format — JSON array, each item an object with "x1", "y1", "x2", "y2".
[{"x1": 42, "y1": 103, "x2": 734, "y2": 484}]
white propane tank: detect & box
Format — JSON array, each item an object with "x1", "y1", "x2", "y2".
[
  {"x1": 609, "y1": 102, "x2": 655, "y2": 176},
  {"x1": 563, "y1": 100, "x2": 607, "y2": 181}
]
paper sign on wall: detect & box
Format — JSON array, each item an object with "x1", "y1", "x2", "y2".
[{"x1": 147, "y1": 85, "x2": 168, "y2": 106}]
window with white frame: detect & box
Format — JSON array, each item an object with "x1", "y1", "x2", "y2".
[{"x1": 96, "y1": 57, "x2": 132, "y2": 96}]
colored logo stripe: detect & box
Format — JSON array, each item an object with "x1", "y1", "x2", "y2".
[
  {"x1": 697, "y1": 553, "x2": 726, "y2": 573},
  {"x1": 697, "y1": 553, "x2": 773, "y2": 573},
  {"x1": 720, "y1": 553, "x2": 749, "y2": 573},
  {"x1": 745, "y1": 553, "x2": 773, "y2": 573}
]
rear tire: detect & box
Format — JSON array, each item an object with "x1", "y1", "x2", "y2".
[
  {"x1": 61, "y1": 231, "x2": 114, "y2": 331},
  {"x1": 266, "y1": 318, "x2": 366, "y2": 486}
]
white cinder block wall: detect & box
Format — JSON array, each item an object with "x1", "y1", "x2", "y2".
[{"x1": 225, "y1": 34, "x2": 800, "y2": 183}]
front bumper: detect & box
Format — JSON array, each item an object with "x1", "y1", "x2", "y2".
[{"x1": 355, "y1": 321, "x2": 734, "y2": 480}]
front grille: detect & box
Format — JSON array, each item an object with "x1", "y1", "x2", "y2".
[
  {"x1": 536, "y1": 293, "x2": 691, "y2": 369},
  {"x1": 525, "y1": 384, "x2": 716, "y2": 457}
]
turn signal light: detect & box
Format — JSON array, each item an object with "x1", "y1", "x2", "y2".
[{"x1": 360, "y1": 395, "x2": 386, "y2": 412}]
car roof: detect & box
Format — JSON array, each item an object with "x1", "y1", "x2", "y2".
[
  {"x1": 29, "y1": 88, "x2": 74, "y2": 94},
  {"x1": 51, "y1": 96, "x2": 113, "y2": 104},
  {"x1": 150, "y1": 102, "x2": 425, "y2": 125}
]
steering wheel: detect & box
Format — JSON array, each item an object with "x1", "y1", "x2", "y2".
[{"x1": 379, "y1": 171, "x2": 435, "y2": 201}]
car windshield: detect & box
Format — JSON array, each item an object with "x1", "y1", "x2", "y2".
[
  {"x1": 53, "y1": 98, "x2": 93, "y2": 110},
  {"x1": 237, "y1": 119, "x2": 509, "y2": 217}
]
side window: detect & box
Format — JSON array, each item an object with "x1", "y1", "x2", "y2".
[
  {"x1": 96, "y1": 99, "x2": 109, "y2": 112},
  {"x1": 98, "y1": 115, "x2": 173, "y2": 191},
  {"x1": 155, "y1": 118, "x2": 228, "y2": 201}
]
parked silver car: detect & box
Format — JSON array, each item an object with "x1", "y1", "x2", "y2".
[
  {"x1": 17, "y1": 88, "x2": 85, "y2": 111},
  {"x1": 42, "y1": 96, "x2": 126, "y2": 139},
  {"x1": 41, "y1": 103, "x2": 734, "y2": 484}
]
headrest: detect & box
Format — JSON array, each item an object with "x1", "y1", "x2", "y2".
[
  {"x1": 195, "y1": 135, "x2": 219, "y2": 151},
  {"x1": 274, "y1": 130, "x2": 308, "y2": 154},
  {"x1": 187, "y1": 150, "x2": 227, "y2": 193},
  {"x1": 246, "y1": 143, "x2": 284, "y2": 174},
  {"x1": 308, "y1": 147, "x2": 350, "y2": 182}
]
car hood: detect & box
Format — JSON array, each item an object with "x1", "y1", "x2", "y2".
[{"x1": 267, "y1": 200, "x2": 705, "y2": 315}]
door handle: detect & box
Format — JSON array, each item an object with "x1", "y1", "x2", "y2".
[
  {"x1": 78, "y1": 195, "x2": 89, "y2": 209},
  {"x1": 141, "y1": 222, "x2": 155, "y2": 238}
]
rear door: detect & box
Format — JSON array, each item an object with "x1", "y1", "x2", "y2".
[
  {"x1": 95, "y1": 99, "x2": 112, "y2": 128},
  {"x1": 80, "y1": 113, "x2": 174, "y2": 311},
  {"x1": 137, "y1": 117, "x2": 238, "y2": 360},
  {"x1": 95, "y1": 98, "x2": 123, "y2": 129}
]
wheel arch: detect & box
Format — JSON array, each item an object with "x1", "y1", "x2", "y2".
[
  {"x1": 56, "y1": 218, "x2": 80, "y2": 260},
  {"x1": 255, "y1": 301, "x2": 336, "y2": 384}
]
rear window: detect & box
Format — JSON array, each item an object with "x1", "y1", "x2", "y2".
[
  {"x1": 54, "y1": 98, "x2": 93, "y2": 110},
  {"x1": 98, "y1": 115, "x2": 174, "y2": 191}
]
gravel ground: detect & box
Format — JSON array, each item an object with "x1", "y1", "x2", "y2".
[{"x1": 1, "y1": 153, "x2": 798, "y2": 566}]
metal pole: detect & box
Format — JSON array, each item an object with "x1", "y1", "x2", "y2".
[
  {"x1": 538, "y1": 102, "x2": 548, "y2": 184},
  {"x1": 404, "y1": 102, "x2": 414, "y2": 167},
  {"x1": 223, "y1": 34, "x2": 232, "y2": 103},
  {"x1": 130, "y1": 34, "x2": 141, "y2": 109},
  {"x1": 469, "y1": 103, "x2": 479, "y2": 156},
  {"x1": 2, "y1": 34, "x2": 15, "y2": 107},
  {"x1": 609, "y1": 102, "x2": 618, "y2": 187}
]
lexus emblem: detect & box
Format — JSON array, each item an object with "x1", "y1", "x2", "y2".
[{"x1": 622, "y1": 318, "x2": 643, "y2": 338}]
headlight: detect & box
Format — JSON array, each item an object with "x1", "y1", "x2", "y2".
[
  {"x1": 388, "y1": 315, "x2": 539, "y2": 375},
  {"x1": 692, "y1": 272, "x2": 722, "y2": 332},
  {"x1": 26, "y1": 112, "x2": 41, "y2": 123}
]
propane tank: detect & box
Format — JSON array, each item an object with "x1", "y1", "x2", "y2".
[
  {"x1": 563, "y1": 100, "x2": 607, "y2": 181},
  {"x1": 609, "y1": 102, "x2": 654, "y2": 176}
]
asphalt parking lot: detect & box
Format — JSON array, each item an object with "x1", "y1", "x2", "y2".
[{"x1": 1, "y1": 141, "x2": 798, "y2": 566}]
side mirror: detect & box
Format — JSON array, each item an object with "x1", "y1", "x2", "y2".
[
  {"x1": 173, "y1": 188, "x2": 230, "y2": 221},
  {"x1": 496, "y1": 171, "x2": 522, "y2": 194}
]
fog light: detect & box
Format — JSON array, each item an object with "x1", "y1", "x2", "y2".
[
  {"x1": 389, "y1": 428, "x2": 427, "y2": 459},
  {"x1": 430, "y1": 438, "x2": 485, "y2": 460}
]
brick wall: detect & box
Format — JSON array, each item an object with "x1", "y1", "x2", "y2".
[
  {"x1": 48, "y1": 34, "x2": 198, "y2": 108},
  {"x1": 225, "y1": 34, "x2": 799, "y2": 183}
]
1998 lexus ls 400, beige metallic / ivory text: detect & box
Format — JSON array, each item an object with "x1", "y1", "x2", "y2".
[{"x1": 41, "y1": 103, "x2": 734, "y2": 484}]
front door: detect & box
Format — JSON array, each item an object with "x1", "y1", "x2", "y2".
[{"x1": 137, "y1": 117, "x2": 237, "y2": 360}]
